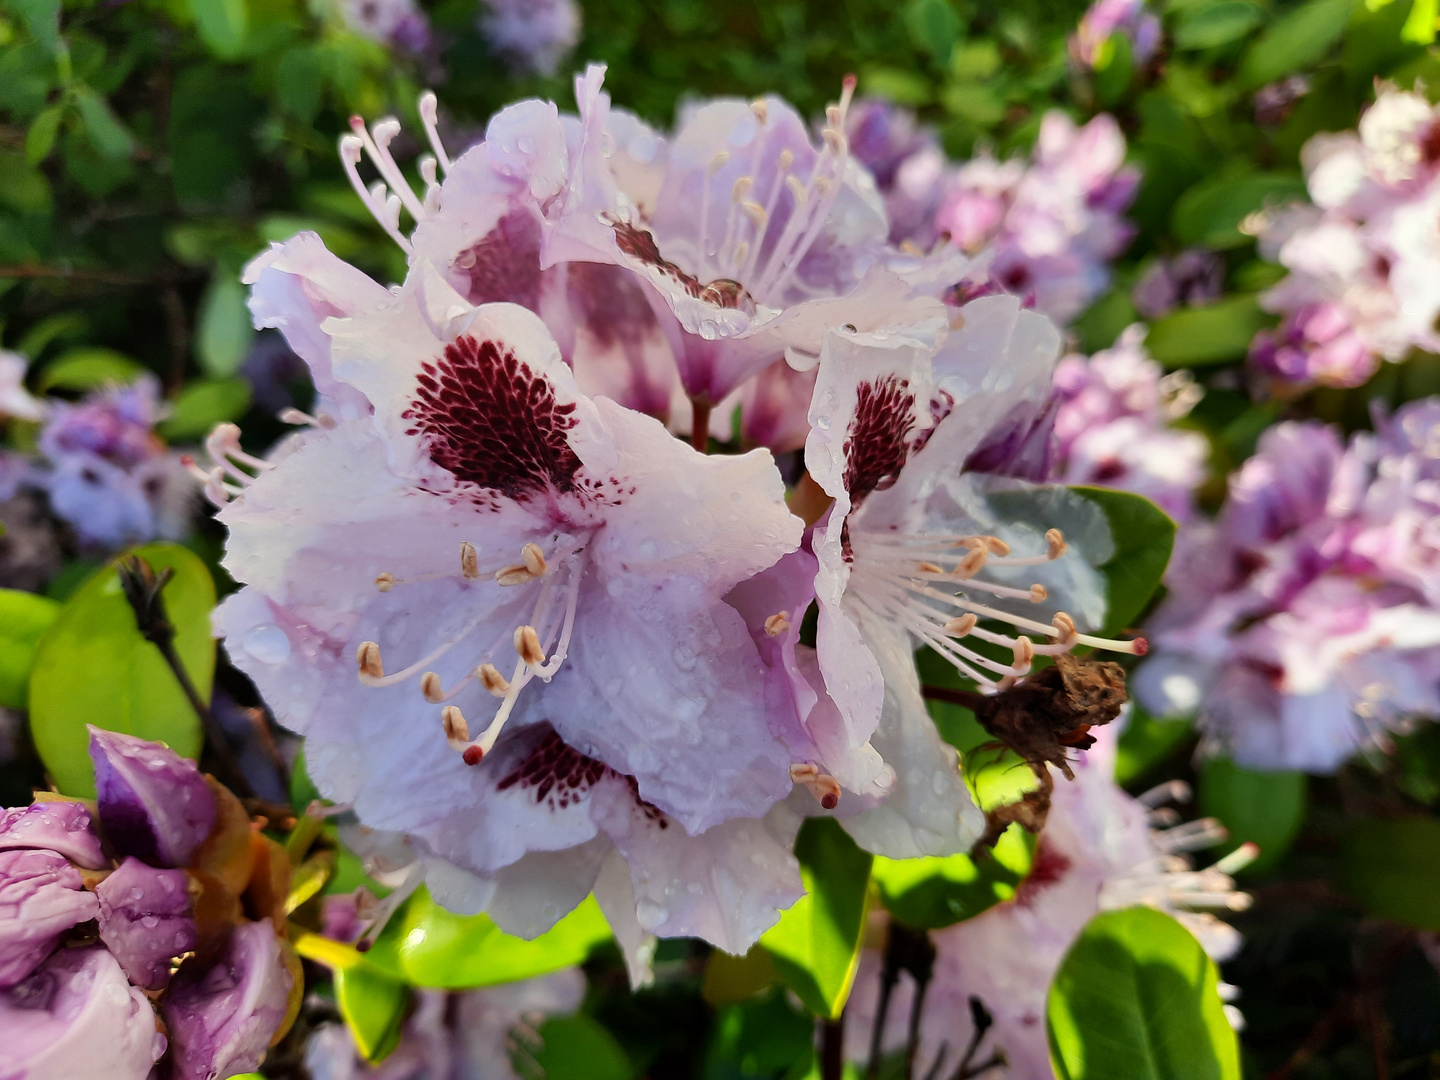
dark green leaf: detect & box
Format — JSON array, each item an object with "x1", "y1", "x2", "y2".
[
  {"x1": 1047, "y1": 907, "x2": 1242, "y2": 1080},
  {"x1": 1068, "y1": 487, "x2": 1176, "y2": 635},
  {"x1": 36, "y1": 348, "x2": 145, "y2": 392},
  {"x1": 1095, "y1": 32, "x2": 1134, "y2": 107},
  {"x1": 366, "y1": 888, "x2": 611, "y2": 989},
  {"x1": 1237, "y1": 0, "x2": 1355, "y2": 87},
  {"x1": 1341, "y1": 818, "x2": 1440, "y2": 930},
  {"x1": 188, "y1": 0, "x2": 249, "y2": 59},
  {"x1": 276, "y1": 47, "x2": 324, "y2": 122},
  {"x1": 904, "y1": 0, "x2": 961, "y2": 59},
  {"x1": 1172, "y1": 173, "x2": 1305, "y2": 249},
  {"x1": 335, "y1": 963, "x2": 410, "y2": 1063},
  {"x1": 70, "y1": 85, "x2": 135, "y2": 160},
  {"x1": 1115, "y1": 706, "x2": 1194, "y2": 786},
  {"x1": 0, "y1": 589, "x2": 60, "y2": 709},
  {"x1": 525, "y1": 1014, "x2": 634, "y2": 1080},
  {"x1": 7, "y1": 0, "x2": 62, "y2": 56},
  {"x1": 25, "y1": 103, "x2": 64, "y2": 165},
  {"x1": 157, "y1": 377, "x2": 252, "y2": 441},
  {"x1": 872, "y1": 823, "x2": 1032, "y2": 928},
  {"x1": 28, "y1": 543, "x2": 214, "y2": 797},
  {"x1": 1198, "y1": 757, "x2": 1306, "y2": 873},
  {"x1": 1174, "y1": 1, "x2": 1266, "y2": 49},
  {"x1": 760, "y1": 818, "x2": 872, "y2": 1019},
  {"x1": 1146, "y1": 296, "x2": 1271, "y2": 368}
]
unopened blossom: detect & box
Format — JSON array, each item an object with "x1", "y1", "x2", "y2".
[
  {"x1": 340, "y1": 0, "x2": 431, "y2": 53},
  {"x1": 844, "y1": 99, "x2": 949, "y2": 248},
  {"x1": 0, "y1": 849, "x2": 99, "y2": 986},
  {"x1": 1070, "y1": 0, "x2": 1161, "y2": 69},
  {"x1": 1051, "y1": 325, "x2": 1209, "y2": 522},
  {"x1": 480, "y1": 0, "x2": 581, "y2": 76},
  {"x1": 1135, "y1": 402, "x2": 1440, "y2": 771},
  {"x1": 90, "y1": 727, "x2": 217, "y2": 868},
  {"x1": 937, "y1": 113, "x2": 1139, "y2": 325},
  {"x1": 96, "y1": 858, "x2": 197, "y2": 990},
  {"x1": 1250, "y1": 85, "x2": 1440, "y2": 387},
  {"x1": 219, "y1": 260, "x2": 810, "y2": 956},
  {"x1": 1131, "y1": 249, "x2": 1225, "y2": 319},
  {"x1": 0, "y1": 351, "x2": 45, "y2": 422},
  {"x1": 846, "y1": 726, "x2": 1249, "y2": 1079}
]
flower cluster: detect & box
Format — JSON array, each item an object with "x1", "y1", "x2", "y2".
[
  {"x1": 340, "y1": 0, "x2": 432, "y2": 54},
  {"x1": 0, "y1": 728, "x2": 299, "y2": 1080},
  {"x1": 210, "y1": 67, "x2": 1146, "y2": 974},
  {"x1": 1070, "y1": 0, "x2": 1161, "y2": 70},
  {"x1": 1136, "y1": 398, "x2": 1440, "y2": 771},
  {"x1": 480, "y1": 0, "x2": 582, "y2": 76},
  {"x1": 1249, "y1": 85, "x2": 1440, "y2": 388}
]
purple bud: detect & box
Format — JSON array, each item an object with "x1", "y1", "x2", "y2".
[
  {"x1": 0, "y1": 802, "x2": 106, "y2": 869},
  {"x1": 0, "y1": 945, "x2": 167, "y2": 1080},
  {"x1": 88, "y1": 727, "x2": 216, "y2": 868},
  {"x1": 162, "y1": 920, "x2": 295, "y2": 1080},
  {"x1": 96, "y1": 857, "x2": 196, "y2": 991},
  {"x1": 0, "y1": 849, "x2": 99, "y2": 987}
]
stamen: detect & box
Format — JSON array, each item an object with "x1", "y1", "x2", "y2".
[
  {"x1": 1051, "y1": 612, "x2": 1078, "y2": 647},
  {"x1": 478, "y1": 663, "x2": 510, "y2": 697},
  {"x1": 417, "y1": 91, "x2": 451, "y2": 174},
  {"x1": 944, "y1": 614, "x2": 978, "y2": 636},
  {"x1": 514, "y1": 625, "x2": 546, "y2": 667},
  {"x1": 742, "y1": 201, "x2": 767, "y2": 229},
  {"x1": 1148, "y1": 807, "x2": 1182, "y2": 827},
  {"x1": 357, "y1": 641, "x2": 384, "y2": 679},
  {"x1": 496, "y1": 564, "x2": 536, "y2": 586},
  {"x1": 1029, "y1": 584, "x2": 1048, "y2": 602},
  {"x1": 376, "y1": 573, "x2": 397, "y2": 592},
  {"x1": 953, "y1": 547, "x2": 988, "y2": 579},
  {"x1": 521, "y1": 542, "x2": 547, "y2": 577},
  {"x1": 764, "y1": 612, "x2": 791, "y2": 637},
  {"x1": 778, "y1": 149, "x2": 794, "y2": 171},
  {"x1": 731, "y1": 176, "x2": 753, "y2": 202},
  {"x1": 917, "y1": 561, "x2": 944, "y2": 575},
  {"x1": 789, "y1": 764, "x2": 841, "y2": 810},
  {"x1": 277, "y1": 407, "x2": 324, "y2": 427},
  {"x1": 1137, "y1": 779, "x2": 1192, "y2": 808},
  {"x1": 750, "y1": 98, "x2": 768, "y2": 124},
  {"x1": 442, "y1": 705, "x2": 470, "y2": 749},
  {"x1": 1214, "y1": 842, "x2": 1260, "y2": 875},
  {"x1": 1011, "y1": 637, "x2": 1034, "y2": 674},
  {"x1": 421, "y1": 671, "x2": 443, "y2": 703},
  {"x1": 785, "y1": 175, "x2": 807, "y2": 206},
  {"x1": 1047, "y1": 529, "x2": 1067, "y2": 559},
  {"x1": 350, "y1": 115, "x2": 425, "y2": 223},
  {"x1": 338, "y1": 134, "x2": 413, "y2": 253},
  {"x1": 460, "y1": 542, "x2": 480, "y2": 579}
]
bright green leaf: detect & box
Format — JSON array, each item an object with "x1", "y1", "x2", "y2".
[
  {"x1": 70, "y1": 85, "x2": 134, "y2": 160},
  {"x1": 366, "y1": 888, "x2": 611, "y2": 989},
  {"x1": 1047, "y1": 907, "x2": 1242, "y2": 1080},
  {"x1": 1068, "y1": 487, "x2": 1176, "y2": 635},
  {"x1": 1198, "y1": 757, "x2": 1306, "y2": 873},
  {"x1": 872, "y1": 823, "x2": 1032, "y2": 929},
  {"x1": 1402, "y1": 0, "x2": 1438, "y2": 40},
  {"x1": 0, "y1": 589, "x2": 59, "y2": 708},
  {"x1": 196, "y1": 265, "x2": 254, "y2": 377},
  {"x1": 1146, "y1": 296, "x2": 1271, "y2": 368},
  {"x1": 36, "y1": 347, "x2": 145, "y2": 392},
  {"x1": 25, "y1": 102, "x2": 63, "y2": 165},
  {"x1": 761, "y1": 818, "x2": 872, "y2": 1019},
  {"x1": 1341, "y1": 818, "x2": 1440, "y2": 930},
  {"x1": 188, "y1": 0, "x2": 248, "y2": 59},
  {"x1": 157, "y1": 377, "x2": 251, "y2": 441},
  {"x1": 526, "y1": 1014, "x2": 634, "y2": 1080},
  {"x1": 28, "y1": 544, "x2": 213, "y2": 797},
  {"x1": 1172, "y1": 173, "x2": 1305, "y2": 249},
  {"x1": 335, "y1": 963, "x2": 410, "y2": 1063},
  {"x1": 1237, "y1": 0, "x2": 1355, "y2": 87},
  {"x1": 1175, "y1": 1, "x2": 1266, "y2": 49}
]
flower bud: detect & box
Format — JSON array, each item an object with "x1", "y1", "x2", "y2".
[
  {"x1": 96, "y1": 857, "x2": 197, "y2": 991},
  {"x1": 0, "y1": 802, "x2": 106, "y2": 869},
  {"x1": 0, "y1": 849, "x2": 99, "y2": 987},
  {"x1": 88, "y1": 727, "x2": 217, "y2": 868}
]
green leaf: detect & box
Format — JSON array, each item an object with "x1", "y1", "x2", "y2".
[
  {"x1": 276, "y1": 47, "x2": 324, "y2": 122},
  {"x1": 1115, "y1": 706, "x2": 1193, "y2": 786},
  {"x1": 1174, "y1": 1, "x2": 1266, "y2": 49},
  {"x1": 1340, "y1": 818, "x2": 1440, "y2": 930},
  {"x1": 196, "y1": 264, "x2": 254, "y2": 377},
  {"x1": 1146, "y1": 296, "x2": 1271, "y2": 368},
  {"x1": 1047, "y1": 907, "x2": 1242, "y2": 1080},
  {"x1": 1068, "y1": 487, "x2": 1176, "y2": 636},
  {"x1": 1402, "y1": 0, "x2": 1439, "y2": 41},
  {"x1": 7, "y1": 0, "x2": 61, "y2": 55},
  {"x1": 28, "y1": 544, "x2": 214, "y2": 797},
  {"x1": 1094, "y1": 32, "x2": 1134, "y2": 107},
  {"x1": 525, "y1": 1014, "x2": 634, "y2": 1080},
  {"x1": 36, "y1": 347, "x2": 145, "y2": 392},
  {"x1": 872, "y1": 823, "x2": 1032, "y2": 929},
  {"x1": 157, "y1": 377, "x2": 251, "y2": 441},
  {"x1": 1237, "y1": 0, "x2": 1355, "y2": 87},
  {"x1": 0, "y1": 589, "x2": 59, "y2": 709},
  {"x1": 366, "y1": 888, "x2": 611, "y2": 989},
  {"x1": 760, "y1": 818, "x2": 872, "y2": 1019},
  {"x1": 1198, "y1": 757, "x2": 1306, "y2": 873},
  {"x1": 188, "y1": 0, "x2": 249, "y2": 59},
  {"x1": 1172, "y1": 173, "x2": 1306, "y2": 249},
  {"x1": 335, "y1": 963, "x2": 410, "y2": 1063},
  {"x1": 904, "y1": 0, "x2": 961, "y2": 59},
  {"x1": 70, "y1": 85, "x2": 134, "y2": 160},
  {"x1": 25, "y1": 102, "x2": 64, "y2": 165}
]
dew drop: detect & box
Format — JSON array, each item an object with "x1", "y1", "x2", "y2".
[{"x1": 243, "y1": 624, "x2": 291, "y2": 666}]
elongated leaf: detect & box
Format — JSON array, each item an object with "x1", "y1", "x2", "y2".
[
  {"x1": 157, "y1": 377, "x2": 252, "y2": 441},
  {"x1": 1198, "y1": 758, "x2": 1306, "y2": 872},
  {"x1": 188, "y1": 0, "x2": 249, "y2": 58},
  {"x1": 761, "y1": 818, "x2": 872, "y2": 1019},
  {"x1": 0, "y1": 589, "x2": 60, "y2": 708},
  {"x1": 1238, "y1": 0, "x2": 1354, "y2": 86},
  {"x1": 1068, "y1": 487, "x2": 1175, "y2": 636},
  {"x1": 196, "y1": 265, "x2": 254, "y2": 377},
  {"x1": 335, "y1": 963, "x2": 409, "y2": 1063},
  {"x1": 25, "y1": 103, "x2": 64, "y2": 165},
  {"x1": 366, "y1": 888, "x2": 611, "y2": 989},
  {"x1": 872, "y1": 823, "x2": 1032, "y2": 929},
  {"x1": 1047, "y1": 907, "x2": 1242, "y2": 1080},
  {"x1": 1175, "y1": 0, "x2": 1266, "y2": 48},
  {"x1": 527, "y1": 1014, "x2": 634, "y2": 1080},
  {"x1": 28, "y1": 544, "x2": 214, "y2": 797},
  {"x1": 1341, "y1": 818, "x2": 1440, "y2": 930},
  {"x1": 71, "y1": 85, "x2": 135, "y2": 160},
  {"x1": 37, "y1": 347, "x2": 145, "y2": 392},
  {"x1": 1146, "y1": 296, "x2": 1272, "y2": 368}
]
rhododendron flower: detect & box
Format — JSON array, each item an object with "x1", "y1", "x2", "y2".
[
  {"x1": 480, "y1": 0, "x2": 581, "y2": 76},
  {"x1": 217, "y1": 263, "x2": 811, "y2": 954},
  {"x1": 1136, "y1": 403, "x2": 1440, "y2": 770},
  {"x1": 1070, "y1": 0, "x2": 1161, "y2": 69},
  {"x1": 1131, "y1": 249, "x2": 1224, "y2": 319},
  {"x1": 844, "y1": 98, "x2": 949, "y2": 248},
  {"x1": 340, "y1": 0, "x2": 431, "y2": 54}
]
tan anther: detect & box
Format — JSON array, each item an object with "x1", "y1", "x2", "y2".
[
  {"x1": 742, "y1": 202, "x2": 768, "y2": 228},
  {"x1": 764, "y1": 612, "x2": 791, "y2": 638},
  {"x1": 789, "y1": 764, "x2": 840, "y2": 810},
  {"x1": 984, "y1": 536, "x2": 1012, "y2": 556},
  {"x1": 899, "y1": 240, "x2": 923, "y2": 256},
  {"x1": 1029, "y1": 584, "x2": 1049, "y2": 603},
  {"x1": 356, "y1": 641, "x2": 383, "y2": 679},
  {"x1": 421, "y1": 671, "x2": 444, "y2": 703},
  {"x1": 731, "y1": 176, "x2": 753, "y2": 202},
  {"x1": 460, "y1": 541, "x2": 480, "y2": 579},
  {"x1": 375, "y1": 572, "x2": 397, "y2": 592},
  {"x1": 944, "y1": 614, "x2": 978, "y2": 637},
  {"x1": 954, "y1": 547, "x2": 988, "y2": 579},
  {"x1": 777, "y1": 149, "x2": 794, "y2": 171},
  {"x1": 1051, "y1": 612, "x2": 1078, "y2": 647},
  {"x1": 822, "y1": 128, "x2": 845, "y2": 153},
  {"x1": 708, "y1": 150, "x2": 730, "y2": 174},
  {"x1": 514, "y1": 625, "x2": 546, "y2": 667},
  {"x1": 916, "y1": 560, "x2": 944, "y2": 575},
  {"x1": 751, "y1": 98, "x2": 769, "y2": 123},
  {"x1": 949, "y1": 313, "x2": 967, "y2": 330},
  {"x1": 520, "y1": 542, "x2": 547, "y2": 577},
  {"x1": 478, "y1": 662, "x2": 510, "y2": 697},
  {"x1": 1046, "y1": 528, "x2": 1067, "y2": 559},
  {"x1": 788, "y1": 763, "x2": 819, "y2": 783},
  {"x1": 786, "y1": 175, "x2": 808, "y2": 206},
  {"x1": 495, "y1": 564, "x2": 534, "y2": 587},
  {"x1": 1011, "y1": 636, "x2": 1035, "y2": 673},
  {"x1": 441, "y1": 705, "x2": 470, "y2": 745}
]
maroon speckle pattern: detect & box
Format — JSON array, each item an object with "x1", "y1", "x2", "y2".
[
  {"x1": 403, "y1": 335, "x2": 580, "y2": 500},
  {"x1": 453, "y1": 209, "x2": 545, "y2": 310},
  {"x1": 496, "y1": 729, "x2": 669, "y2": 826},
  {"x1": 610, "y1": 220, "x2": 752, "y2": 311},
  {"x1": 1016, "y1": 840, "x2": 1071, "y2": 905},
  {"x1": 843, "y1": 375, "x2": 916, "y2": 506}
]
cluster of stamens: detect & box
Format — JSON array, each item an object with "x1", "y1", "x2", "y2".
[
  {"x1": 339, "y1": 91, "x2": 452, "y2": 252},
  {"x1": 849, "y1": 527, "x2": 1146, "y2": 693},
  {"x1": 181, "y1": 422, "x2": 277, "y2": 507}
]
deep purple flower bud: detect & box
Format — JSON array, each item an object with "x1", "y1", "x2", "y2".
[
  {"x1": 0, "y1": 802, "x2": 106, "y2": 869},
  {"x1": 0, "y1": 945, "x2": 167, "y2": 1080},
  {"x1": 162, "y1": 920, "x2": 295, "y2": 1080},
  {"x1": 88, "y1": 727, "x2": 216, "y2": 868},
  {"x1": 0, "y1": 849, "x2": 99, "y2": 987},
  {"x1": 96, "y1": 857, "x2": 196, "y2": 991}
]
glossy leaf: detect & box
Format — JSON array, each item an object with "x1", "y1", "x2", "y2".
[
  {"x1": 526, "y1": 1014, "x2": 634, "y2": 1080},
  {"x1": 335, "y1": 962, "x2": 410, "y2": 1063},
  {"x1": 1146, "y1": 296, "x2": 1272, "y2": 368},
  {"x1": 365, "y1": 888, "x2": 611, "y2": 990},
  {"x1": 872, "y1": 823, "x2": 1032, "y2": 929},
  {"x1": 0, "y1": 588, "x2": 59, "y2": 708},
  {"x1": 28, "y1": 544, "x2": 214, "y2": 797},
  {"x1": 1047, "y1": 907, "x2": 1242, "y2": 1080},
  {"x1": 156, "y1": 377, "x2": 252, "y2": 441},
  {"x1": 1237, "y1": 0, "x2": 1355, "y2": 87},
  {"x1": 760, "y1": 818, "x2": 872, "y2": 1019},
  {"x1": 1069, "y1": 487, "x2": 1176, "y2": 635},
  {"x1": 1340, "y1": 818, "x2": 1440, "y2": 930},
  {"x1": 1198, "y1": 758, "x2": 1306, "y2": 873}
]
